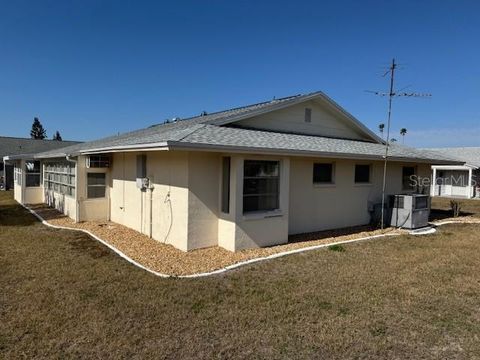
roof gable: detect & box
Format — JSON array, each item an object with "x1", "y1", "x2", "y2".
[{"x1": 205, "y1": 92, "x2": 382, "y2": 143}]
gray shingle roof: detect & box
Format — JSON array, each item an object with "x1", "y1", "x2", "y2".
[
  {"x1": 421, "y1": 147, "x2": 480, "y2": 168},
  {"x1": 33, "y1": 93, "x2": 311, "y2": 158},
  {"x1": 27, "y1": 91, "x2": 462, "y2": 165},
  {"x1": 176, "y1": 125, "x2": 462, "y2": 164},
  {"x1": 0, "y1": 136, "x2": 80, "y2": 160}
]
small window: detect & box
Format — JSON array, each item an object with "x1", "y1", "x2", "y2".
[
  {"x1": 304, "y1": 108, "x2": 312, "y2": 123},
  {"x1": 87, "y1": 173, "x2": 106, "y2": 198},
  {"x1": 243, "y1": 160, "x2": 280, "y2": 213},
  {"x1": 313, "y1": 163, "x2": 334, "y2": 184},
  {"x1": 87, "y1": 155, "x2": 110, "y2": 168},
  {"x1": 221, "y1": 157, "x2": 231, "y2": 213},
  {"x1": 402, "y1": 166, "x2": 416, "y2": 190},
  {"x1": 355, "y1": 164, "x2": 371, "y2": 183},
  {"x1": 25, "y1": 160, "x2": 41, "y2": 187},
  {"x1": 136, "y1": 154, "x2": 147, "y2": 178}
]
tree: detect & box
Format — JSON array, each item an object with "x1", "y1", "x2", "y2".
[
  {"x1": 390, "y1": 138, "x2": 398, "y2": 143},
  {"x1": 400, "y1": 128, "x2": 407, "y2": 144},
  {"x1": 30, "y1": 117, "x2": 47, "y2": 139},
  {"x1": 52, "y1": 130, "x2": 63, "y2": 141},
  {"x1": 378, "y1": 123, "x2": 385, "y2": 139}
]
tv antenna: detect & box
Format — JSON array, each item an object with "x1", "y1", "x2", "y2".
[{"x1": 367, "y1": 58, "x2": 431, "y2": 230}]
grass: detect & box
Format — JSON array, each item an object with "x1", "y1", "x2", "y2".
[{"x1": 2, "y1": 191, "x2": 480, "y2": 359}]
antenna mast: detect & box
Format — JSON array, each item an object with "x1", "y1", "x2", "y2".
[
  {"x1": 368, "y1": 59, "x2": 431, "y2": 229},
  {"x1": 380, "y1": 58, "x2": 396, "y2": 230}
]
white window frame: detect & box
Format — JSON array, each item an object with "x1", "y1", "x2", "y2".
[
  {"x1": 313, "y1": 162, "x2": 335, "y2": 186},
  {"x1": 25, "y1": 160, "x2": 41, "y2": 188},
  {"x1": 354, "y1": 164, "x2": 372, "y2": 185},
  {"x1": 243, "y1": 160, "x2": 280, "y2": 214},
  {"x1": 86, "y1": 172, "x2": 107, "y2": 199}
]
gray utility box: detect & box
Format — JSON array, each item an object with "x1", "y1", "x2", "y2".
[{"x1": 390, "y1": 194, "x2": 430, "y2": 229}]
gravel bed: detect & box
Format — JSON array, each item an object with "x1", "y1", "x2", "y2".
[{"x1": 29, "y1": 204, "x2": 461, "y2": 276}]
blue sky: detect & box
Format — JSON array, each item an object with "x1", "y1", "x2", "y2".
[{"x1": 1, "y1": 0, "x2": 479, "y2": 147}]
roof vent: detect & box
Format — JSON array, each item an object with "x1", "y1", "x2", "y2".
[{"x1": 200, "y1": 111, "x2": 208, "y2": 116}]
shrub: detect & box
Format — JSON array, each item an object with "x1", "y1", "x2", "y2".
[
  {"x1": 328, "y1": 244, "x2": 345, "y2": 252},
  {"x1": 450, "y1": 200, "x2": 462, "y2": 217}
]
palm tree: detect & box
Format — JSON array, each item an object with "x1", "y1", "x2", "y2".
[
  {"x1": 400, "y1": 128, "x2": 407, "y2": 144},
  {"x1": 390, "y1": 138, "x2": 398, "y2": 143},
  {"x1": 378, "y1": 123, "x2": 385, "y2": 139}
]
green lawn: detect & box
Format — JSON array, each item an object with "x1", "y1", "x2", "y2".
[{"x1": 2, "y1": 191, "x2": 480, "y2": 359}]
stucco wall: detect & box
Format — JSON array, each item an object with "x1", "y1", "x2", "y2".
[
  {"x1": 110, "y1": 151, "x2": 190, "y2": 251},
  {"x1": 187, "y1": 151, "x2": 220, "y2": 250},
  {"x1": 288, "y1": 158, "x2": 431, "y2": 235}
]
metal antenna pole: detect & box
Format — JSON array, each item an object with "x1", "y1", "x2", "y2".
[{"x1": 380, "y1": 58, "x2": 396, "y2": 229}]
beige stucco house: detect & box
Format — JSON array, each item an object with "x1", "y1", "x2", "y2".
[{"x1": 4, "y1": 92, "x2": 461, "y2": 251}]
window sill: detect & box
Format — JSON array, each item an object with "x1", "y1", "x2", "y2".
[
  {"x1": 354, "y1": 183, "x2": 373, "y2": 187},
  {"x1": 313, "y1": 183, "x2": 336, "y2": 188},
  {"x1": 243, "y1": 210, "x2": 283, "y2": 221}
]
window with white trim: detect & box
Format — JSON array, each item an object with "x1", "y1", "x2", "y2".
[
  {"x1": 87, "y1": 173, "x2": 106, "y2": 198},
  {"x1": 354, "y1": 164, "x2": 371, "y2": 184},
  {"x1": 221, "y1": 157, "x2": 231, "y2": 214},
  {"x1": 25, "y1": 160, "x2": 41, "y2": 187},
  {"x1": 313, "y1": 163, "x2": 334, "y2": 184},
  {"x1": 87, "y1": 155, "x2": 110, "y2": 168},
  {"x1": 243, "y1": 160, "x2": 280, "y2": 213},
  {"x1": 402, "y1": 166, "x2": 416, "y2": 190}
]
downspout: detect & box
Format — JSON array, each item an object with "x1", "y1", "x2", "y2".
[
  {"x1": 149, "y1": 185, "x2": 153, "y2": 238},
  {"x1": 66, "y1": 155, "x2": 80, "y2": 223}
]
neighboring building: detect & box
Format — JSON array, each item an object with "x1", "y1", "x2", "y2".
[
  {"x1": 0, "y1": 136, "x2": 80, "y2": 190},
  {"x1": 422, "y1": 147, "x2": 480, "y2": 199},
  {"x1": 4, "y1": 92, "x2": 462, "y2": 251}
]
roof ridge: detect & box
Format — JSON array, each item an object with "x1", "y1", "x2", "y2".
[
  {"x1": 0, "y1": 135, "x2": 80, "y2": 142},
  {"x1": 175, "y1": 92, "x2": 314, "y2": 123}
]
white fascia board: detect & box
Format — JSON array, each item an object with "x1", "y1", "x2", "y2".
[
  {"x1": 431, "y1": 164, "x2": 478, "y2": 170},
  {"x1": 78, "y1": 142, "x2": 170, "y2": 155}
]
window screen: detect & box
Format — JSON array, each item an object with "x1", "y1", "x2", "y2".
[
  {"x1": 87, "y1": 155, "x2": 110, "y2": 168},
  {"x1": 136, "y1": 154, "x2": 147, "y2": 178},
  {"x1": 243, "y1": 160, "x2": 279, "y2": 213},
  {"x1": 355, "y1": 164, "x2": 371, "y2": 183},
  {"x1": 402, "y1": 166, "x2": 416, "y2": 190},
  {"x1": 221, "y1": 157, "x2": 230, "y2": 213},
  {"x1": 313, "y1": 163, "x2": 334, "y2": 184},
  {"x1": 87, "y1": 173, "x2": 106, "y2": 198},
  {"x1": 25, "y1": 161, "x2": 41, "y2": 187}
]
